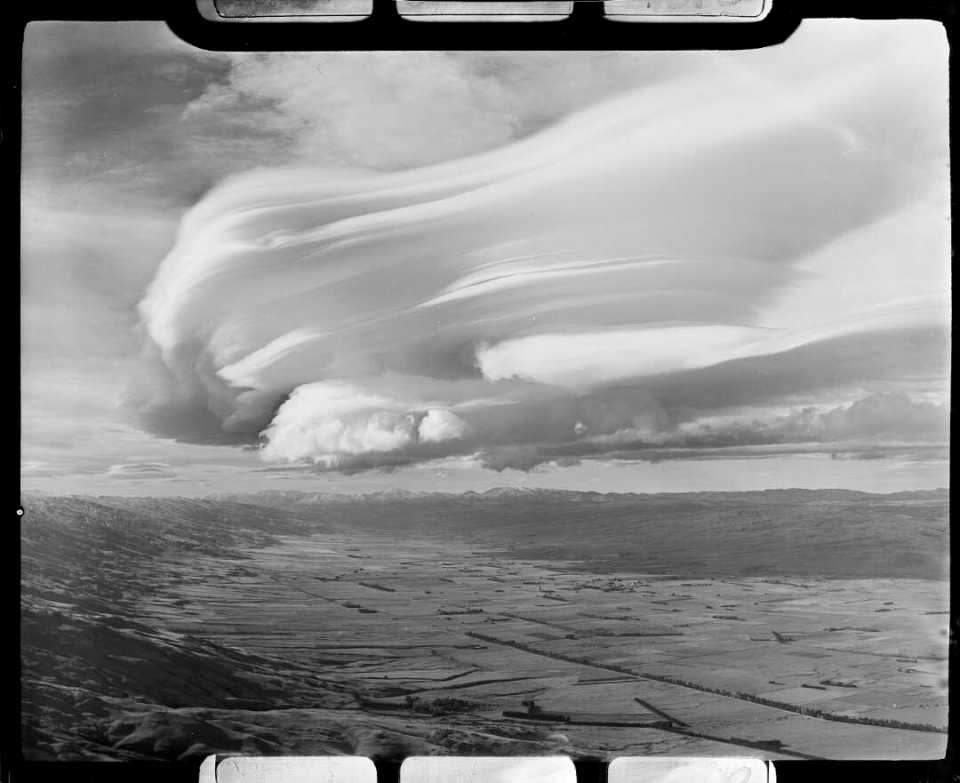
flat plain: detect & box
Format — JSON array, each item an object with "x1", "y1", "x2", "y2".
[{"x1": 21, "y1": 489, "x2": 948, "y2": 761}]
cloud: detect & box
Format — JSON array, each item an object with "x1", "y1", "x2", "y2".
[
  {"x1": 259, "y1": 381, "x2": 468, "y2": 467},
  {"x1": 22, "y1": 22, "x2": 235, "y2": 209},
  {"x1": 418, "y1": 409, "x2": 470, "y2": 444},
  {"x1": 478, "y1": 326, "x2": 769, "y2": 387},
  {"x1": 21, "y1": 460, "x2": 58, "y2": 478},
  {"x1": 816, "y1": 392, "x2": 948, "y2": 440},
  {"x1": 474, "y1": 392, "x2": 949, "y2": 471},
  {"x1": 181, "y1": 51, "x2": 700, "y2": 172},
  {"x1": 129, "y1": 22, "x2": 948, "y2": 474},
  {"x1": 105, "y1": 462, "x2": 179, "y2": 480},
  {"x1": 474, "y1": 304, "x2": 944, "y2": 388}
]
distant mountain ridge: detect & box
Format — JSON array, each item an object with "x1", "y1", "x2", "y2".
[
  {"x1": 22, "y1": 483, "x2": 949, "y2": 583},
  {"x1": 22, "y1": 485, "x2": 948, "y2": 507},
  {"x1": 207, "y1": 486, "x2": 949, "y2": 506}
]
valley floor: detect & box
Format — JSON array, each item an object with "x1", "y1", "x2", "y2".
[{"x1": 21, "y1": 494, "x2": 949, "y2": 761}]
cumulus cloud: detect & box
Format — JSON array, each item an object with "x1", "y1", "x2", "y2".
[
  {"x1": 419, "y1": 409, "x2": 470, "y2": 444},
  {"x1": 132, "y1": 21, "x2": 949, "y2": 473},
  {"x1": 258, "y1": 381, "x2": 469, "y2": 467}
]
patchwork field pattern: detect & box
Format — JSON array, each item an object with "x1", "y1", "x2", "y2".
[{"x1": 21, "y1": 490, "x2": 948, "y2": 760}]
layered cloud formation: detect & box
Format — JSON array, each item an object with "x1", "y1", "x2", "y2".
[
  {"x1": 134, "y1": 23, "x2": 949, "y2": 473},
  {"x1": 105, "y1": 462, "x2": 179, "y2": 480}
]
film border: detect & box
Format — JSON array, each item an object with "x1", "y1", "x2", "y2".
[{"x1": 3, "y1": 2, "x2": 956, "y2": 783}]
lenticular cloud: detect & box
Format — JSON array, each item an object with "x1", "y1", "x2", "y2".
[{"x1": 135, "y1": 39, "x2": 949, "y2": 471}]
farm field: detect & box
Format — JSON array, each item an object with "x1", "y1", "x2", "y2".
[{"x1": 21, "y1": 489, "x2": 948, "y2": 761}]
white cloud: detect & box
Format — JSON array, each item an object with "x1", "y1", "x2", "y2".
[
  {"x1": 105, "y1": 462, "x2": 178, "y2": 479},
  {"x1": 418, "y1": 409, "x2": 469, "y2": 444},
  {"x1": 258, "y1": 383, "x2": 468, "y2": 466},
  {"x1": 181, "y1": 51, "x2": 699, "y2": 172},
  {"x1": 121, "y1": 21, "x2": 949, "y2": 473}
]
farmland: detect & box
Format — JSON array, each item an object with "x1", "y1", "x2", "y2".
[{"x1": 21, "y1": 489, "x2": 948, "y2": 760}]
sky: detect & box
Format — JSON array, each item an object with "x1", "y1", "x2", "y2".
[{"x1": 21, "y1": 19, "x2": 950, "y2": 496}]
